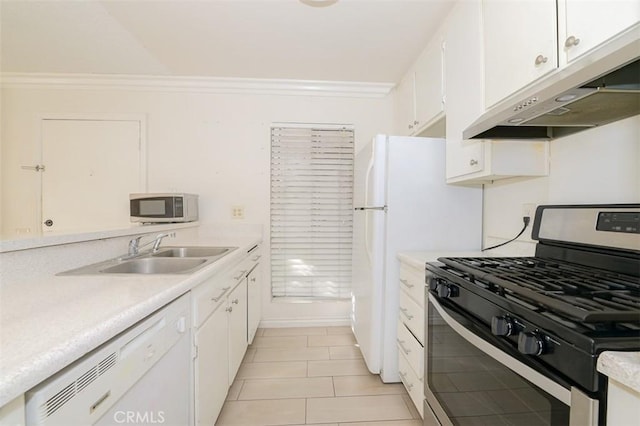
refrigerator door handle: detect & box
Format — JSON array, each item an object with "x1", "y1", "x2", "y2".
[{"x1": 354, "y1": 206, "x2": 388, "y2": 211}]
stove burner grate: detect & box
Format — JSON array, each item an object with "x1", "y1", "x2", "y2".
[{"x1": 438, "y1": 257, "x2": 640, "y2": 323}]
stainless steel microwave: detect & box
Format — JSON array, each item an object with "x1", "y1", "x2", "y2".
[{"x1": 130, "y1": 193, "x2": 198, "y2": 223}]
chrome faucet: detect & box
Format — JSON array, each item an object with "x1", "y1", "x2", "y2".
[{"x1": 128, "y1": 232, "x2": 176, "y2": 256}]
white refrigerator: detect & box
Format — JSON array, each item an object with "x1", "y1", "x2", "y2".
[{"x1": 351, "y1": 134, "x2": 482, "y2": 383}]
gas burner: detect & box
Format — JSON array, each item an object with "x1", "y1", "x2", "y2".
[{"x1": 438, "y1": 256, "x2": 640, "y2": 323}]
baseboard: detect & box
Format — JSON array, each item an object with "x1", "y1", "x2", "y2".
[{"x1": 258, "y1": 318, "x2": 351, "y2": 328}]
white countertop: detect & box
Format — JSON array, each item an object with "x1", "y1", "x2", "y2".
[
  {"x1": 397, "y1": 250, "x2": 501, "y2": 270},
  {"x1": 398, "y1": 250, "x2": 640, "y2": 395},
  {"x1": 0, "y1": 234, "x2": 261, "y2": 407},
  {"x1": 598, "y1": 351, "x2": 640, "y2": 393}
]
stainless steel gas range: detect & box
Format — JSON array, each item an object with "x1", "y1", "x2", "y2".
[{"x1": 424, "y1": 204, "x2": 640, "y2": 426}]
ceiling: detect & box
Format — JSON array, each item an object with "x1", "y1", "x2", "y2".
[{"x1": 0, "y1": 0, "x2": 455, "y2": 84}]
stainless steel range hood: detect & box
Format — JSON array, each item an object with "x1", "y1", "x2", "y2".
[{"x1": 464, "y1": 29, "x2": 640, "y2": 140}]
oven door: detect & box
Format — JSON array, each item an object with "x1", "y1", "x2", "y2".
[{"x1": 425, "y1": 293, "x2": 599, "y2": 426}]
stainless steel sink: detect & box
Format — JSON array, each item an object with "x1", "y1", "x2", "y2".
[
  {"x1": 59, "y1": 246, "x2": 238, "y2": 275},
  {"x1": 100, "y1": 257, "x2": 208, "y2": 274},
  {"x1": 152, "y1": 246, "x2": 235, "y2": 258}
]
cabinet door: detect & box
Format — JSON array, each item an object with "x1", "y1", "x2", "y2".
[
  {"x1": 444, "y1": 0, "x2": 486, "y2": 180},
  {"x1": 483, "y1": 0, "x2": 557, "y2": 107},
  {"x1": 195, "y1": 305, "x2": 229, "y2": 426},
  {"x1": 414, "y1": 37, "x2": 445, "y2": 129},
  {"x1": 394, "y1": 72, "x2": 415, "y2": 135},
  {"x1": 228, "y1": 280, "x2": 248, "y2": 383},
  {"x1": 247, "y1": 261, "x2": 262, "y2": 344},
  {"x1": 562, "y1": 0, "x2": 640, "y2": 63}
]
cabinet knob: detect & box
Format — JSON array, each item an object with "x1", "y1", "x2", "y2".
[
  {"x1": 469, "y1": 159, "x2": 478, "y2": 166},
  {"x1": 534, "y1": 54, "x2": 548, "y2": 65},
  {"x1": 413, "y1": 120, "x2": 419, "y2": 125},
  {"x1": 232, "y1": 298, "x2": 239, "y2": 305},
  {"x1": 226, "y1": 306, "x2": 233, "y2": 312},
  {"x1": 408, "y1": 124, "x2": 414, "y2": 130},
  {"x1": 565, "y1": 35, "x2": 580, "y2": 48}
]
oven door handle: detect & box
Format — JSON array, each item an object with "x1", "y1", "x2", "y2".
[{"x1": 429, "y1": 294, "x2": 572, "y2": 406}]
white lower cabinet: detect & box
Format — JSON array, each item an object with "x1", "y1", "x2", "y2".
[
  {"x1": 227, "y1": 280, "x2": 248, "y2": 383},
  {"x1": 606, "y1": 378, "x2": 640, "y2": 425},
  {"x1": 192, "y1": 244, "x2": 262, "y2": 426},
  {"x1": 246, "y1": 248, "x2": 262, "y2": 344},
  {"x1": 194, "y1": 302, "x2": 228, "y2": 426},
  {"x1": 397, "y1": 259, "x2": 425, "y2": 418},
  {"x1": 398, "y1": 347, "x2": 424, "y2": 418},
  {"x1": 0, "y1": 395, "x2": 25, "y2": 426}
]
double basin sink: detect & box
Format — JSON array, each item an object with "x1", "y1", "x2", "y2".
[{"x1": 61, "y1": 246, "x2": 238, "y2": 275}]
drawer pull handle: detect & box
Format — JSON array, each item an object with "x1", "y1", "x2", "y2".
[
  {"x1": 399, "y1": 371, "x2": 414, "y2": 390},
  {"x1": 231, "y1": 298, "x2": 239, "y2": 305},
  {"x1": 211, "y1": 286, "x2": 231, "y2": 302},
  {"x1": 397, "y1": 339, "x2": 411, "y2": 355},
  {"x1": 400, "y1": 307, "x2": 414, "y2": 320},
  {"x1": 400, "y1": 278, "x2": 414, "y2": 288}
]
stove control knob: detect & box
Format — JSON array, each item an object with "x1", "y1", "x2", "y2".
[
  {"x1": 426, "y1": 274, "x2": 438, "y2": 291},
  {"x1": 518, "y1": 332, "x2": 545, "y2": 356},
  {"x1": 491, "y1": 316, "x2": 515, "y2": 337},
  {"x1": 436, "y1": 283, "x2": 458, "y2": 298}
]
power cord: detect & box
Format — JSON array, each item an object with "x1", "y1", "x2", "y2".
[{"x1": 482, "y1": 216, "x2": 531, "y2": 252}]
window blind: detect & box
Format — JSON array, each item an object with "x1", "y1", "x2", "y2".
[{"x1": 270, "y1": 125, "x2": 354, "y2": 299}]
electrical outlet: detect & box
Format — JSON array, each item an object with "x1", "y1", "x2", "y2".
[
  {"x1": 232, "y1": 206, "x2": 245, "y2": 219},
  {"x1": 522, "y1": 203, "x2": 536, "y2": 218}
]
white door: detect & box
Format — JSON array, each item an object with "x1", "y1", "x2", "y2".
[
  {"x1": 41, "y1": 118, "x2": 144, "y2": 234},
  {"x1": 195, "y1": 304, "x2": 229, "y2": 426},
  {"x1": 228, "y1": 281, "x2": 248, "y2": 383},
  {"x1": 351, "y1": 135, "x2": 387, "y2": 375}
]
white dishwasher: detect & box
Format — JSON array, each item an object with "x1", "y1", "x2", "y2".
[{"x1": 26, "y1": 294, "x2": 191, "y2": 426}]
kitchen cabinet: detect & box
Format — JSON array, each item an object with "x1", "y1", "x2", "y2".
[
  {"x1": 194, "y1": 281, "x2": 229, "y2": 426},
  {"x1": 0, "y1": 395, "x2": 25, "y2": 426},
  {"x1": 394, "y1": 36, "x2": 445, "y2": 137},
  {"x1": 560, "y1": 0, "x2": 640, "y2": 65},
  {"x1": 444, "y1": 0, "x2": 549, "y2": 184},
  {"x1": 396, "y1": 259, "x2": 425, "y2": 418},
  {"x1": 227, "y1": 278, "x2": 248, "y2": 383},
  {"x1": 192, "y1": 250, "x2": 254, "y2": 426},
  {"x1": 482, "y1": 0, "x2": 557, "y2": 108},
  {"x1": 606, "y1": 378, "x2": 640, "y2": 425},
  {"x1": 482, "y1": 0, "x2": 639, "y2": 108},
  {"x1": 246, "y1": 247, "x2": 262, "y2": 344}
]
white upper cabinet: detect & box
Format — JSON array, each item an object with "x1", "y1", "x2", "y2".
[
  {"x1": 394, "y1": 35, "x2": 445, "y2": 137},
  {"x1": 483, "y1": 0, "x2": 558, "y2": 108},
  {"x1": 413, "y1": 37, "x2": 445, "y2": 133},
  {"x1": 483, "y1": 0, "x2": 639, "y2": 107},
  {"x1": 444, "y1": 0, "x2": 549, "y2": 184},
  {"x1": 444, "y1": 0, "x2": 487, "y2": 180},
  {"x1": 560, "y1": 0, "x2": 640, "y2": 64}
]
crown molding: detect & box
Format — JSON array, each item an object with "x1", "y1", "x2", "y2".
[{"x1": 0, "y1": 72, "x2": 394, "y2": 98}]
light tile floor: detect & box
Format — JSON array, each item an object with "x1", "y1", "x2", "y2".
[{"x1": 215, "y1": 326, "x2": 423, "y2": 426}]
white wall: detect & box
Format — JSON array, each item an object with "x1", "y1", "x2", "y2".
[
  {"x1": 483, "y1": 115, "x2": 640, "y2": 255},
  {"x1": 0, "y1": 83, "x2": 394, "y2": 325}
]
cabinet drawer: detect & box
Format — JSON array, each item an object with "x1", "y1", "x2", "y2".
[
  {"x1": 399, "y1": 262, "x2": 425, "y2": 306},
  {"x1": 399, "y1": 289, "x2": 424, "y2": 345},
  {"x1": 398, "y1": 349, "x2": 424, "y2": 418},
  {"x1": 192, "y1": 260, "x2": 248, "y2": 327},
  {"x1": 396, "y1": 321, "x2": 424, "y2": 378},
  {"x1": 192, "y1": 276, "x2": 230, "y2": 328}
]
